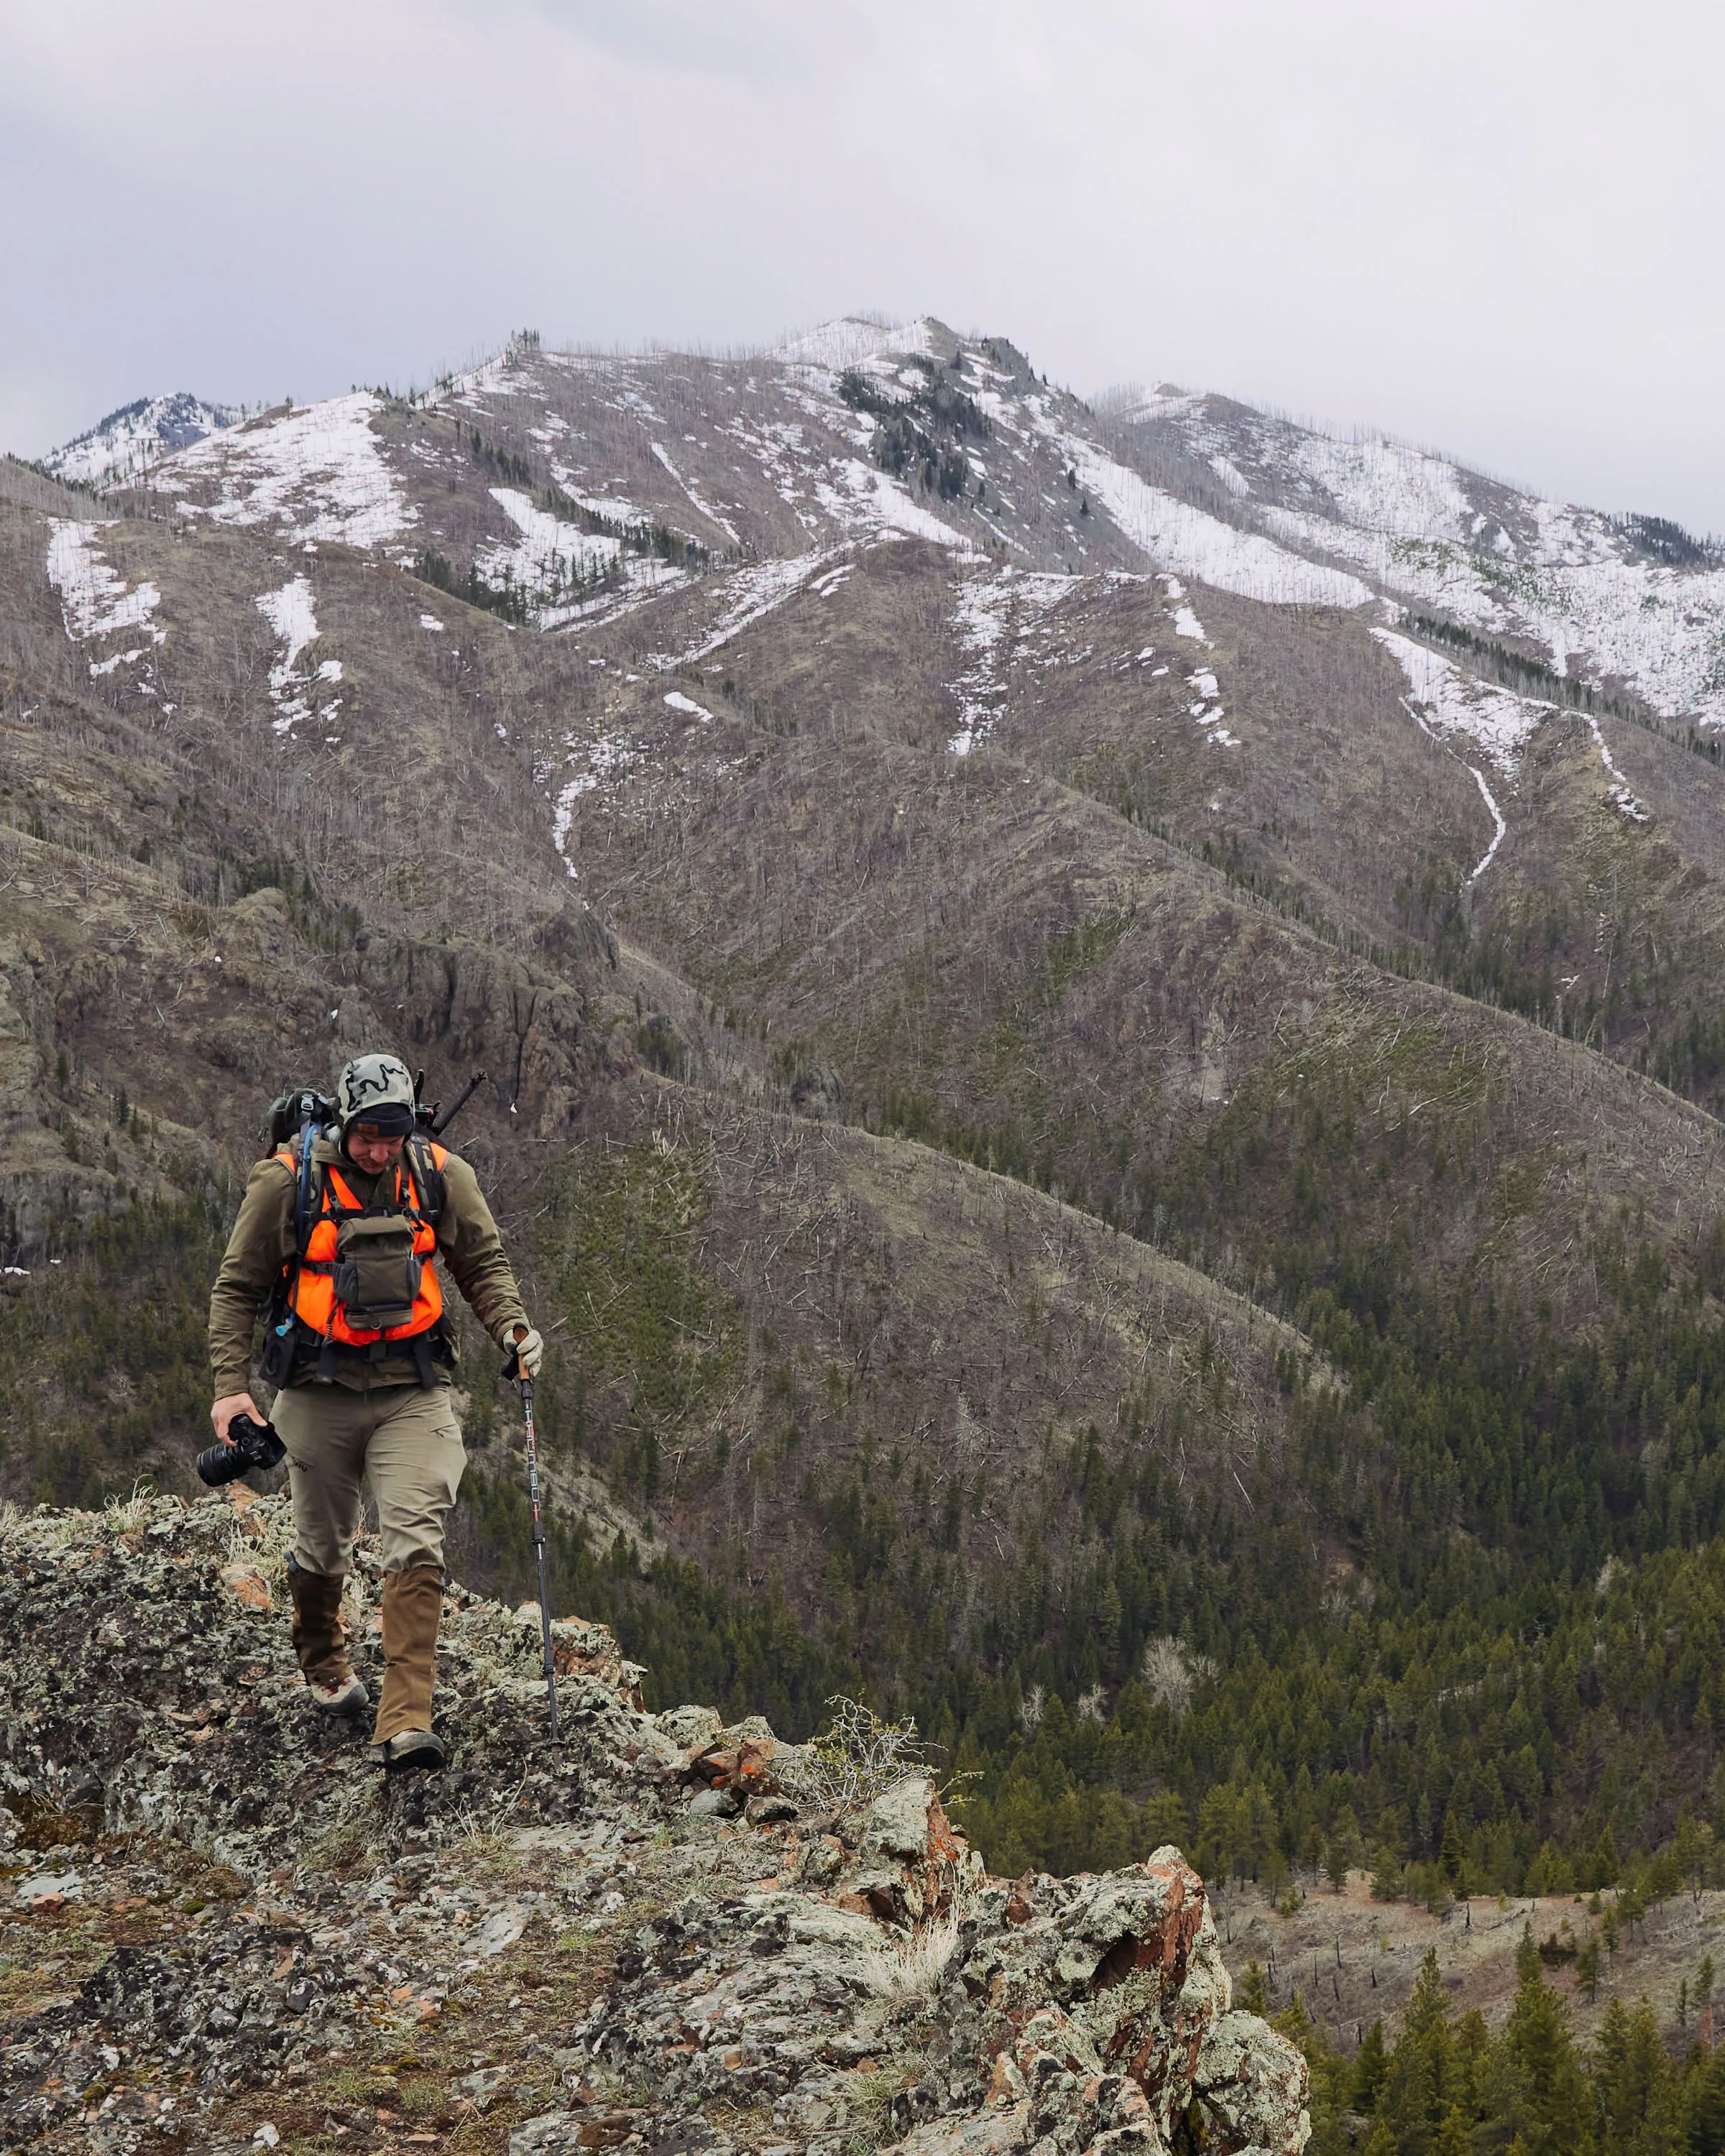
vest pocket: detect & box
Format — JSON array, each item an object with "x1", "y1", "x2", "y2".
[{"x1": 332, "y1": 1213, "x2": 422, "y2": 1327}]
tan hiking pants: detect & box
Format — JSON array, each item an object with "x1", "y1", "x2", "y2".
[{"x1": 274, "y1": 1383, "x2": 465, "y2": 1577}]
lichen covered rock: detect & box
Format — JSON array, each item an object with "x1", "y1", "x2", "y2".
[
  {"x1": 0, "y1": 1493, "x2": 1308, "y2": 2156},
  {"x1": 1189, "y1": 2009, "x2": 1314, "y2": 2155}
]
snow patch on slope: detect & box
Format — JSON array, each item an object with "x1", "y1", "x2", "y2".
[
  {"x1": 1184, "y1": 664, "x2": 1238, "y2": 750},
  {"x1": 666, "y1": 553, "x2": 833, "y2": 665},
  {"x1": 1029, "y1": 400, "x2": 1372, "y2": 607},
  {"x1": 44, "y1": 522, "x2": 165, "y2": 657},
  {"x1": 550, "y1": 478, "x2": 651, "y2": 526},
  {"x1": 550, "y1": 780, "x2": 584, "y2": 877},
  {"x1": 561, "y1": 732, "x2": 643, "y2": 806},
  {"x1": 257, "y1": 577, "x2": 318, "y2": 676},
  {"x1": 440, "y1": 349, "x2": 542, "y2": 413},
  {"x1": 552, "y1": 729, "x2": 650, "y2": 870},
  {"x1": 649, "y1": 443, "x2": 740, "y2": 545},
  {"x1": 1463, "y1": 767, "x2": 1508, "y2": 883},
  {"x1": 1375, "y1": 627, "x2": 1555, "y2": 883},
  {"x1": 474, "y1": 490, "x2": 693, "y2": 630},
  {"x1": 1184, "y1": 418, "x2": 1725, "y2": 727},
  {"x1": 155, "y1": 393, "x2": 415, "y2": 550},
  {"x1": 947, "y1": 568, "x2": 1076, "y2": 754},
  {"x1": 477, "y1": 488, "x2": 621, "y2": 597},
  {"x1": 1377, "y1": 625, "x2": 1650, "y2": 865},
  {"x1": 1284, "y1": 433, "x2": 1477, "y2": 544},
  {"x1": 1374, "y1": 629, "x2": 1549, "y2": 775},
  {"x1": 813, "y1": 459, "x2": 972, "y2": 550},
  {"x1": 1162, "y1": 576, "x2": 1210, "y2": 645},
  {"x1": 1499, "y1": 548, "x2": 1725, "y2": 728},
  {"x1": 1586, "y1": 717, "x2": 1650, "y2": 823},
  {"x1": 257, "y1": 576, "x2": 341, "y2": 737}
]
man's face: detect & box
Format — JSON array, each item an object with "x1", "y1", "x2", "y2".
[{"x1": 345, "y1": 1125, "x2": 406, "y2": 1175}]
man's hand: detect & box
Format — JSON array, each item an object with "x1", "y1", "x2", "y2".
[
  {"x1": 211, "y1": 1393, "x2": 262, "y2": 1444},
  {"x1": 502, "y1": 1323, "x2": 543, "y2": 1380}
]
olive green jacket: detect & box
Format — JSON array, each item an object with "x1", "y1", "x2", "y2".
[{"x1": 208, "y1": 1131, "x2": 527, "y2": 1394}]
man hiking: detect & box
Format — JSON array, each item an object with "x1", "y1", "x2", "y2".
[{"x1": 208, "y1": 1053, "x2": 543, "y2": 1771}]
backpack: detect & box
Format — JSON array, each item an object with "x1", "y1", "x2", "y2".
[{"x1": 264, "y1": 1084, "x2": 448, "y2": 1245}]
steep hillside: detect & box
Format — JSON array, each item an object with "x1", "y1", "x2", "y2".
[
  {"x1": 11, "y1": 313, "x2": 1725, "y2": 1945},
  {"x1": 0, "y1": 439, "x2": 1305, "y2": 1781},
  {"x1": 554, "y1": 544, "x2": 1725, "y2": 1327}
]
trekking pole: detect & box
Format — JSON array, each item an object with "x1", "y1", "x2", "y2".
[{"x1": 510, "y1": 1325, "x2": 560, "y2": 1743}]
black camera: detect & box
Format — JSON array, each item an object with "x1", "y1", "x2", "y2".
[{"x1": 196, "y1": 1411, "x2": 287, "y2": 1488}]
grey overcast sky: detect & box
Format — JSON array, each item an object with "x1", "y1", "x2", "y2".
[{"x1": 4, "y1": 0, "x2": 1723, "y2": 528}]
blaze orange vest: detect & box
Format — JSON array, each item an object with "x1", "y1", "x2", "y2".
[{"x1": 272, "y1": 1138, "x2": 448, "y2": 1348}]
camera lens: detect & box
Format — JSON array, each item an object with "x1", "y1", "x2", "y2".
[
  {"x1": 195, "y1": 1440, "x2": 252, "y2": 1487},
  {"x1": 195, "y1": 1414, "x2": 285, "y2": 1488}
]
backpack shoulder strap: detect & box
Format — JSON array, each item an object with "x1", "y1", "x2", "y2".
[
  {"x1": 264, "y1": 1138, "x2": 324, "y2": 1337},
  {"x1": 288, "y1": 1131, "x2": 334, "y2": 1252},
  {"x1": 405, "y1": 1133, "x2": 447, "y2": 1226}
]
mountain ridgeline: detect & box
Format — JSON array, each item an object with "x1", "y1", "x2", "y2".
[{"x1": 10, "y1": 315, "x2": 1725, "y2": 2019}]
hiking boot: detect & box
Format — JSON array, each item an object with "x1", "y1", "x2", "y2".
[
  {"x1": 374, "y1": 1728, "x2": 448, "y2": 1774},
  {"x1": 372, "y1": 1565, "x2": 444, "y2": 1768},
  {"x1": 286, "y1": 1556, "x2": 369, "y2": 1718}
]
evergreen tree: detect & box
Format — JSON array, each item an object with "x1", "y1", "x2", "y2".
[
  {"x1": 1274, "y1": 1992, "x2": 1353, "y2": 2156},
  {"x1": 1483, "y1": 1930, "x2": 1593, "y2": 2156},
  {"x1": 1432, "y1": 2107, "x2": 1473, "y2": 2156},
  {"x1": 1591, "y1": 1999, "x2": 1676, "y2": 2155},
  {"x1": 1683, "y1": 2044, "x2": 1725, "y2": 2156},
  {"x1": 1351, "y1": 2019, "x2": 1388, "y2": 2114},
  {"x1": 1440, "y1": 1807, "x2": 1467, "y2": 1887},
  {"x1": 1366, "y1": 1951, "x2": 1455, "y2": 2156}
]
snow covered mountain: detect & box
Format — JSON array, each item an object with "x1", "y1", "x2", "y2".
[
  {"x1": 1113, "y1": 386, "x2": 1725, "y2": 727},
  {"x1": 41, "y1": 390, "x2": 241, "y2": 490},
  {"x1": 30, "y1": 312, "x2": 1725, "y2": 998},
  {"x1": 46, "y1": 319, "x2": 1725, "y2": 737}
]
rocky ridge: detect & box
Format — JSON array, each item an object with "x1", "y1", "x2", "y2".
[{"x1": 0, "y1": 1489, "x2": 1307, "y2": 2155}]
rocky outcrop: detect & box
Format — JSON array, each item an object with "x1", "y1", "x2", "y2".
[
  {"x1": 571, "y1": 1843, "x2": 1307, "y2": 2155},
  {"x1": 0, "y1": 1493, "x2": 1308, "y2": 2155}
]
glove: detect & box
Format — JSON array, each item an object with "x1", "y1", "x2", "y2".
[{"x1": 502, "y1": 1322, "x2": 543, "y2": 1380}]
